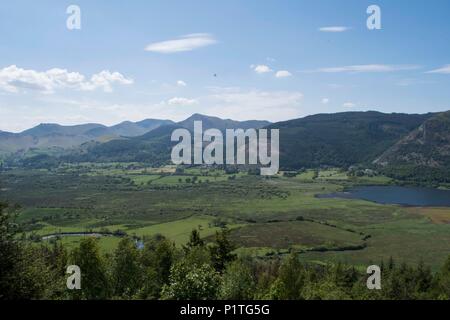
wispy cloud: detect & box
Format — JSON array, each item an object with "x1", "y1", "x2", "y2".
[
  {"x1": 343, "y1": 102, "x2": 356, "y2": 108},
  {"x1": 167, "y1": 97, "x2": 198, "y2": 106},
  {"x1": 322, "y1": 98, "x2": 330, "y2": 104},
  {"x1": 426, "y1": 65, "x2": 450, "y2": 74},
  {"x1": 395, "y1": 78, "x2": 435, "y2": 87},
  {"x1": 145, "y1": 33, "x2": 217, "y2": 53},
  {"x1": 176, "y1": 80, "x2": 187, "y2": 87},
  {"x1": 0, "y1": 65, "x2": 133, "y2": 94},
  {"x1": 312, "y1": 64, "x2": 420, "y2": 73},
  {"x1": 203, "y1": 87, "x2": 303, "y2": 121},
  {"x1": 275, "y1": 70, "x2": 292, "y2": 78},
  {"x1": 318, "y1": 26, "x2": 350, "y2": 32}
]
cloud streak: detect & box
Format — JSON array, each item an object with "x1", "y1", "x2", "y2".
[
  {"x1": 318, "y1": 26, "x2": 350, "y2": 32},
  {"x1": 343, "y1": 102, "x2": 356, "y2": 108},
  {"x1": 312, "y1": 64, "x2": 420, "y2": 73},
  {"x1": 426, "y1": 65, "x2": 450, "y2": 74},
  {"x1": 145, "y1": 33, "x2": 217, "y2": 53}
]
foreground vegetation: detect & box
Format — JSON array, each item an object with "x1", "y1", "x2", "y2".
[{"x1": 1, "y1": 163, "x2": 450, "y2": 300}]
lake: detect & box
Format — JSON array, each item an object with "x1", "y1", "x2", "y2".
[{"x1": 317, "y1": 185, "x2": 450, "y2": 207}]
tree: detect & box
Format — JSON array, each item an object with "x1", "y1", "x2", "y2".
[
  {"x1": 0, "y1": 202, "x2": 55, "y2": 299},
  {"x1": 269, "y1": 253, "x2": 305, "y2": 300},
  {"x1": 71, "y1": 237, "x2": 110, "y2": 299},
  {"x1": 184, "y1": 229, "x2": 204, "y2": 252},
  {"x1": 161, "y1": 260, "x2": 220, "y2": 300},
  {"x1": 42, "y1": 241, "x2": 68, "y2": 276},
  {"x1": 413, "y1": 260, "x2": 433, "y2": 299},
  {"x1": 436, "y1": 255, "x2": 450, "y2": 299},
  {"x1": 140, "y1": 235, "x2": 176, "y2": 299},
  {"x1": 112, "y1": 237, "x2": 142, "y2": 298},
  {"x1": 209, "y1": 228, "x2": 236, "y2": 272},
  {"x1": 219, "y1": 259, "x2": 255, "y2": 299},
  {"x1": 0, "y1": 202, "x2": 20, "y2": 299},
  {"x1": 302, "y1": 278, "x2": 351, "y2": 300}
]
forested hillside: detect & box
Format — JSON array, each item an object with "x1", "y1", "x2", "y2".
[
  {"x1": 374, "y1": 111, "x2": 450, "y2": 183},
  {"x1": 271, "y1": 111, "x2": 433, "y2": 169}
]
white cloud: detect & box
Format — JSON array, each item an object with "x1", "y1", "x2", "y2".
[
  {"x1": 252, "y1": 64, "x2": 272, "y2": 74},
  {"x1": 82, "y1": 71, "x2": 133, "y2": 92},
  {"x1": 0, "y1": 87, "x2": 306, "y2": 132},
  {"x1": 168, "y1": 97, "x2": 198, "y2": 106},
  {"x1": 203, "y1": 87, "x2": 303, "y2": 122},
  {"x1": 322, "y1": 98, "x2": 329, "y2": 104},
  {"x1": 318, "y1": 26, "x2": 350, "y2": 32},
  {"x1": 145, "y1": 33, "x2": 217, "y2": 53},
  {"x1": 176, "y1": 80, "x2": 187, "y2": 87},
  {"x1": 343, "y1": 102, "x2": 356, "y2": 108},
  {"x1": 314, "y1": 64, "x2": 420, "y2": 73},
  {"x1": 0, "y1": 65, "x2": 133, "y2": 94},
  {"x1": 426, "y1": 65, "x2": 450, "y2": 74},
  {"x1": 275, "y1": 70, "x2": 292, "y2": 78}
]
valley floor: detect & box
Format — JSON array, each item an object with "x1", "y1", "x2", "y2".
[{"x1": 1, "y1": 164, "x2": 449, "y2": 271}]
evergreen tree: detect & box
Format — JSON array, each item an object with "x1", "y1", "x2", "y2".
[
  {"x1": 0, "y1": 203, "x2": 55, "y2": 299},
  {"x1": 436, "y1": 255, "x2": 450, "y2": 299},
  {"x1": 71, "y1": 237, "x2": 110, "y2": 299},
  {"x1": 140, "y1": 235, "x2": 176, "y2": 299},
  {"x1": 112, "y1": 237, "x2": 142, "y2": 298},
  {"x1": 209, "y1": 228, "x2": 236, "y2": 272},
  {"x1": 269, "y1": 252, "x2": 305, "y2": 300},
  {"x1": 414, "y1": 260, "x2": 433, "y2": 299},
  {"x1": 183, "y1": 229, "x2": 205, "y2": 252}
]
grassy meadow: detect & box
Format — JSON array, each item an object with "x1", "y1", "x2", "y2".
[{"x1": 1, "y1": 164, "x2": 449, "y2": 270}]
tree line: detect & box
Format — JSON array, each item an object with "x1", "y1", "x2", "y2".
[{"x1": 1, "y1": 202, "x2": 449, "y2": 300}]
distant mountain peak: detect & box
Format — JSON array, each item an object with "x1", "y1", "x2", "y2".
[{"x1": 178, "y1": 113, "x2": 271, "y2": 131}]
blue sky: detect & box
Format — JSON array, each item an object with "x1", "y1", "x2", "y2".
[{"x1": 1, "y1": 0, "x2": 450, "y2": 132}]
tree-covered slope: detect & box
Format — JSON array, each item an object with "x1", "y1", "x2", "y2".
[
  {"x1": 271, "y1": 111, "x2": 433, "y2": 169},
  {"x1": 63, "y1": 124, "x2": 182, "y2": 165},
  {"x1": 61, "y1": 111, "x2": 434, "y2": 167},
  {"x1": 62, "y1": 114, "x2": 270, "y2": 164},
  {"x1": 374, "y1": 111, "x2": 450, "y2": 183}
]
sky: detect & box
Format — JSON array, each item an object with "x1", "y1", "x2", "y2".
[{"x1": 0, "y1": 0, "x2": 450, "y2": 132}]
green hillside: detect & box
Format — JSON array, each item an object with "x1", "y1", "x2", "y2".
[
  {"x1": 272, "y1": 111, "x2": 433, "y2": 169},
  {"x1": 374, "y1": 111, "x2": 450, "y2": 183}
]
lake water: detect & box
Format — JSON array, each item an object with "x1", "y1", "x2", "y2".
[{"x1": 317, "y1": 185, "x2": 450, "y2": 207}]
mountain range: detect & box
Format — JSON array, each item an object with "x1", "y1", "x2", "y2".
[
  {"x1": 2, "y1": 111, "x2": 449, "y2": 183},
  {"x1": 0, "y1": 119, "x2": 174, "y2": 155}
]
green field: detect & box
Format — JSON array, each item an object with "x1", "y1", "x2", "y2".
[
  {"x1": 1, "y1": 164, "x2": 450, "y2": 270},
  {"x1": 128, "y1": 215, "x2": 245, "y2": 245},
  {"x1": 228, "y1": 220, "x2": 363, "y2": 249}
]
